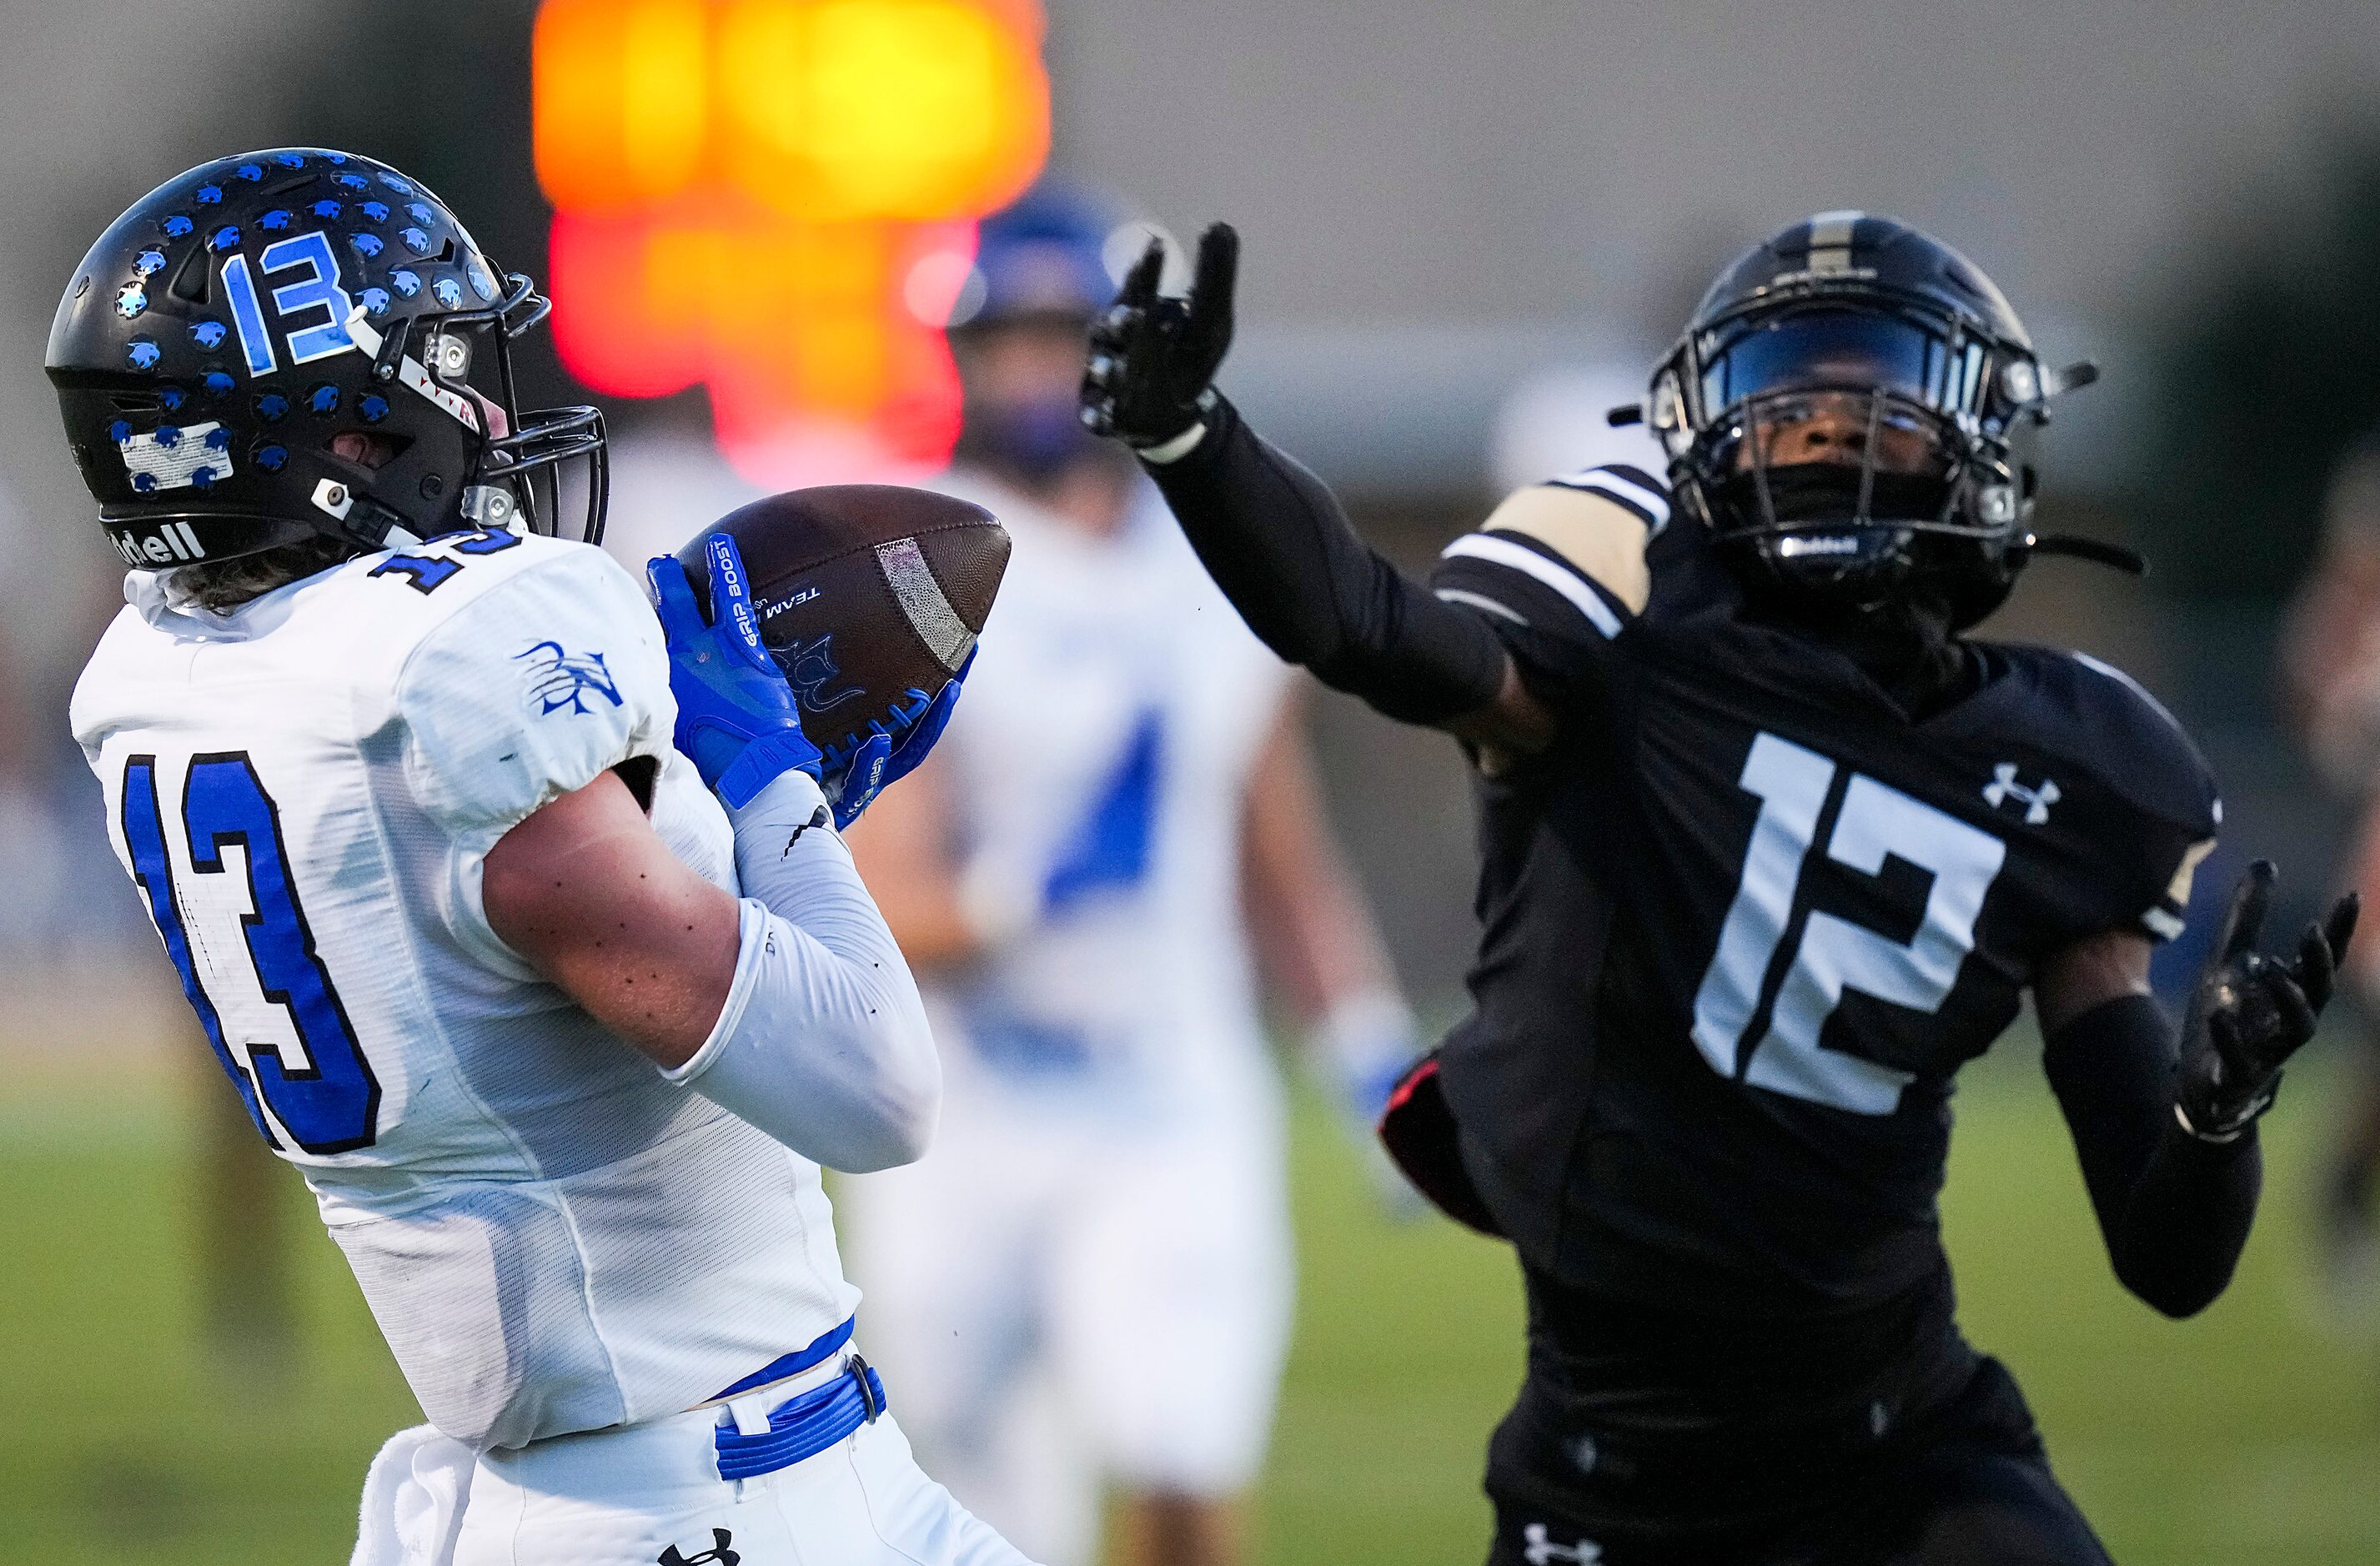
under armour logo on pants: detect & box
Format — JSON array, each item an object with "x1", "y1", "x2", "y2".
[
  {"x1": 659, "y1": 1529, "x2": 740, "y2": 1566},
  {"x1": 1523, "y1": 1521, "x2": 1604, "y2": 1563}
]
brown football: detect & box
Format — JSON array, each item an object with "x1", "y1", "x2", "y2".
[{"x1": 675, "y1": 484, "x2": 1010, "y2": 767}]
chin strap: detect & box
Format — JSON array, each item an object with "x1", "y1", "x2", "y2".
[
  {"x1": 308, "y1": 476, "x2": 424, "y2": 551},
  {"x1": 2026, "y1": 533, "x2": 2147, "y2": 577}
]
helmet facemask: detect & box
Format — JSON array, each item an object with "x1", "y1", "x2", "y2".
[
  {"x1": 1659, "y1": 302, "x2": 2032, "y2": 624},
  {"x1": 346, "y1": 271, "x2": 608, "y2": 547}
]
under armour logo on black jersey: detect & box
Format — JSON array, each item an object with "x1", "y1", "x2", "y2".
[
  {"x1": 1982, "y1": 762, "x2": 2060, "y2": 826},
  {"x1": 1521, "y1": 1522, "x2": 1604, "y2": 1563},
  {"x1": 658, "y1": 1530, "x2": 739, "y2": 1566}
]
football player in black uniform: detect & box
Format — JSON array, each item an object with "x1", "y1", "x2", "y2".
[{"x1": 1077, "y1": 213, "x2": 2360, "y2": 1564}]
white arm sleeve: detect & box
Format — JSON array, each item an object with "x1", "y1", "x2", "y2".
[{"x1": 660, "y1": 770, "x2": 941, "y2": 1172}]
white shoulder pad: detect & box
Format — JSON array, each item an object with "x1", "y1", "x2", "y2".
[
  {"x1": 1480, "y1": 481, "x2": 1655, "y2": 614},
  {"x1": 1434, "y1": 471, "x2": 1658, "y2": 645},
  {"x1": 396, "y1": 545, "x2": 675, "y2": 843}
]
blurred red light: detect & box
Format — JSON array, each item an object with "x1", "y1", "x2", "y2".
[{"x1": 532, "y1": 0, "x2": 1047, "y2": 483}]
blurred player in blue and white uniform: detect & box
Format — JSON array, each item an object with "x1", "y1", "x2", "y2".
[
  {"x1": 53, "y1": 148, "x2": 1034, "y2": 1566},
  {"x1": 840, "y1": 188, "x2": 1420, "y2": 1566}
]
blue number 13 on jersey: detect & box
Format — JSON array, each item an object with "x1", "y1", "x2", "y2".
[{"x1": 121, "y1": 752, "x2": 380, "y2": 1153}]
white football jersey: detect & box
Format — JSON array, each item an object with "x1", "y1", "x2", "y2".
[
  {"x1": 928, "y1": 474, "x2": 1290, "y2": 1114},
  {"x1": 70, "y1": 533, "x2": 857, "y2": 1450}
]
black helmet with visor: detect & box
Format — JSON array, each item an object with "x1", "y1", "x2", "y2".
[
  {"x1": 1648, "y1": 212, "x2": 2103, "y2": 629},
  {"x1": 48, "y1": 148, "x2": 605, "y2": 571}
]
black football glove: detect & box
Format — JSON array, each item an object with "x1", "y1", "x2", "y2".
[
  {"x1": 1078, "y1": 222, "x2": 1238, "y2": 449},
  {"x1": 2175, "y1": 861, "x2": 2358, "y2": 1140}
]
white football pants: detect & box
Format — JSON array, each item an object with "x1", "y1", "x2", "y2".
[
  {"x1": 352, "y1": 1373, "x2": 1037, "y2": 1566},
  {"x1": 841, "y1": 1078, "x2": 1293, "y2": 1566}
]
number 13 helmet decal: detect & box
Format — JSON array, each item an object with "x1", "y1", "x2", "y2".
[{"x1": 48, "y1": 148, "x2": 606, "y2": 570}]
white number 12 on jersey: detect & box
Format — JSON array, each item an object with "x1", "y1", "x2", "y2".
[{"x1": 1689, "y1": 732, "x2": 2006, "y2": 1115}]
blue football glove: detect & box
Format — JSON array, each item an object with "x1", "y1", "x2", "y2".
[
  {"x1": 822, "y1": 651, "x2": 972, "y2": 830},
  {"x1": 647, "y1": 536, "x2": 824, "y2": 809}
]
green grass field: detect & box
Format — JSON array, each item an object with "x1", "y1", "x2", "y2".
[{"x1": 1, "y1": 1041, "x2": 2374, "y2": 1564}]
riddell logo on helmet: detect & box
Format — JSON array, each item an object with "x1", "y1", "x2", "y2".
[
  {"x1": 1778, "y1": 534, "x2": 1861, "y2": 557},
  {"x1": 112, "y1": 524, "x2": 208, "y2": 565}
]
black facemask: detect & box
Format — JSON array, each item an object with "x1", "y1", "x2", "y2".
[{"x1": 1725, "y1": 461, "x2": 1956, "y2": 532}]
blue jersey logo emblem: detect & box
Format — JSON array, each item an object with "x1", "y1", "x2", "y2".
[{"x1": 516, "y1": 641, "x2": 623, "y2": 715}]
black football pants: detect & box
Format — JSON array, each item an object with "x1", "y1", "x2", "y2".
[{"x1": 1484, "y1": 1357, "x2": 2115, "y2": 1566}]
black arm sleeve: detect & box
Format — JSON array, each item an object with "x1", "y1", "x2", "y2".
[
  {"x1": 2043, "y1": 993, "x2": 2262, "y2": 1318},
  {"x1": 1139, "y1": 397, "x2": 1509, "y2": 726}
]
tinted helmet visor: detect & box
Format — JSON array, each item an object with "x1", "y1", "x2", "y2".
[
  {"x1": 1690, "y1": 307, "x2": 2002, "y2": 539},
  {"x1": 1696, "y1": 306, "x2": 1986, "y2": 415}
]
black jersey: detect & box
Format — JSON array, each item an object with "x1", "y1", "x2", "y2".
[{"x1": 1427, "y1": 465, "x2": 2220, "y2": 1319}]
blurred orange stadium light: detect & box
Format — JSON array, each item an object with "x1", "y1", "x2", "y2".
[{"x1": 532, "y1": 0, "x2": 1050, "y2": 483}]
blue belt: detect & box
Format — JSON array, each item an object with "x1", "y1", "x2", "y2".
[
  {"x1": 714, "y1": 1353, "x2": 886, "y2": 1480},
  {"x1": 711, "y1": 1318, "x2": 856, "y2": 1403}
]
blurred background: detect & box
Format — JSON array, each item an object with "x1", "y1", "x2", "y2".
[{"x1": 4, "y1": 1, "x2": 2380, "y2": 1561}]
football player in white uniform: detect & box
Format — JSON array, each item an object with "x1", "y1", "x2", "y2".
[
  {"x1": 53, "y1": 148, "x2": 1035, "y2": 1566},
  {"x1": 838, "y1": 188, "x2": 1420, "y2": 1566}
]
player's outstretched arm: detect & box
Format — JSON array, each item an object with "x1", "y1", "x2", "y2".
[
  {"x1": 2035, "y1": 866, "x2": 2357, "y2": 1317},
  {"x1": 1081, "y1": 227, "x2": 1554, "y2": 755}
]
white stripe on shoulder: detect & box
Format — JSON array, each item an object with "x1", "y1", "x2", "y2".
[
  {"x1": 1434, "y1": 587, "x2": 1530, "y2": 626},
  {"x1": 1439, "y1": 533, "x2": 1623, "y2": 638},
  {"x1": 2071, "y1": 651, "x2": 2182, "y2": 732},
  {"x1": 1547, "y1": 465, "x2": 1671, "y2": 535}
]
